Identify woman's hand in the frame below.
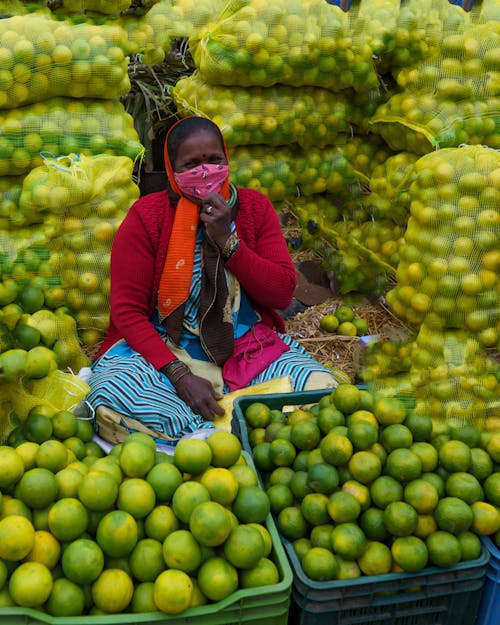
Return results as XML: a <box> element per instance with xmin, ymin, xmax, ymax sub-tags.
<box><xmin>174</xmin><ymin>372</ymin><xmax>225</xmax><ymax>421</ymax></box>
<box><xmin>199</xmin><ymin>192</ymin><xmax>232</xmax><ymax>250</ymax></box>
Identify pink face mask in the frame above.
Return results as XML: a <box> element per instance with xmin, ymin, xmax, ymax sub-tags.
<box><xmin>174</xmin><ymin>163</ymin><xmax>229</xmax><ymax>198</ymax></box>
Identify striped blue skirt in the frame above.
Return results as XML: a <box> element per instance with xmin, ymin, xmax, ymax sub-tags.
<box><xmin>86</xmin><ymin>334</ymin><xmax>336</xmax><ymax>445</ymax></box>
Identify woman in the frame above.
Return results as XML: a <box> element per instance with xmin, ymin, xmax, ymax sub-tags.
<box><xmin>87</xmin><ymin>116</ymin><xmax>336</xmax><ymax>445</ymax></box>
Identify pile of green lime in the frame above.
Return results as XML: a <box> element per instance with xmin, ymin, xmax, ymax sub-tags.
<box><xmin>243</xmin><ymin>383</ymin><xmax>500</xmax><ymax>582</ymax></box>
<box><xmin>319</xmin><ymin>305</ymin><xmax>369</xmax><ymax>337</ymax></box>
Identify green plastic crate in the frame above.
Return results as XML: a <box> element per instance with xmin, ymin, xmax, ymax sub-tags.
<box><xmin>233</xmin><ymin>390</ymin><xmax>490</xmax><ymax>625</ymax></box>
<box><xmin>0</xmin><ymin>452</ymin><xmax>292</xmax><ymax>625</ymax></box>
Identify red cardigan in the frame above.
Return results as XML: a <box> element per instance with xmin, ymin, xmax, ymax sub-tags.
<box><xmin>96</xmin><ymin>187</ymin><xmax>297</xmax><ymax>370</ymax></box>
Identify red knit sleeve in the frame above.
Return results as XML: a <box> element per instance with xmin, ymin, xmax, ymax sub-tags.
<box><xmin>226</xmin><ymin>189</ymin><xmax>297</xmax><ymax>311</ymax></box>
<box><xmin>108</xmin><ymin>197</ymin><xmax>177</xmax><ymax>370</ymax></box>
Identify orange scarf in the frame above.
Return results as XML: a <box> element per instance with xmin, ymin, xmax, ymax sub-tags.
<box><xmin>158</xmin><ymin>118</ymin><xmax>230</xmax><ymax>321</ymax></box>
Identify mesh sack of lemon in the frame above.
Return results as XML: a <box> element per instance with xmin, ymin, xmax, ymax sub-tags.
<box><xmin>0</xmin><ymin>14</ymin><xmax>130</xmax><ymax>109</ymax></box>
<box><xmin>173</xmin><ymin>71</ymin><xmax>352</xmax><ymax>149</ymax></box>
<box><xmin>371</xmin><ymin>5</ymin><xmax>500</xmax><ymax>154</ymax></box>
<box><xmin>190</xmin><ymin>0</ymin><xmax>380</xmax><ymax>92</ymax></box>
<box><xmin>0</xmin><ymin>97</ymin><xmax>143</xmax><ymax>177</ymax></box>
<box><xmin>386</xmin><ymin>145</ymin><xmax>500</xmax><ymax>332</ymax></box>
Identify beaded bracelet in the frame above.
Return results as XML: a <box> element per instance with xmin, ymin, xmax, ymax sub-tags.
<box><xmin>161</xmin><ymin>360</ymin><xmax>191</xmax><ymax>386</ymax></box>
<box><xmin>222</xmin><ymin>233</ymin><xmax>240</xmax><ymax>261</ymax></box>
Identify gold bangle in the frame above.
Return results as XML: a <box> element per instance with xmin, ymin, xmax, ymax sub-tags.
<box><xmin>222</xmin><ymin>233</ymin><xmax>240</xmax><ymax>260</ymax></box>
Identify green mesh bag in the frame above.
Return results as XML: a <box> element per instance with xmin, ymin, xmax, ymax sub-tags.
<box><xmin>0</xmin><ymin>14</ymin><xmax>130</xmax><ymax>108</ymax></box>
<box><xmin>386</xmin><ymin>145</ymin><xmax>500</xmax><ymax>336</ymax></box>
<box><xmin>0</xmin><ymin>97</ymin><xmax>144</xmax><ymax>176</ymax></box>
<box><xmin>190</xmin><ymin>0</ymin><xmax>379</xmax><ymax>92</ymax></box>
<box><xmin>173</xmin><ymin>71</ymin><xmax>352</xmax><ymax>148</ymax></box>
<box><xmin>367</xmin><ymin>151</ymin><xmax>418</xmax><ymax>223</ymax></box>
<box><xmin>392</xmin><ymin>0</ymin><xmax>470</xmax><ymax>69</ymax></box>
<box><xmin>116</xmin><ymin>12</ymin><xmax>167</xmax><ymax>64</ymax></box>
<box><xmin>54</xmin><ymin>0</ymin><xmax>131</xmax><ymax>13</ymax></box>
<box><xmin>0</xmin><ymin>176</ymin><xmax>24</xmax><ymax>231</ymax></box>
<box><xmin>145</xmin><ymin>0</ymin><xmax>227</xmax><ymax>41</ymax></box>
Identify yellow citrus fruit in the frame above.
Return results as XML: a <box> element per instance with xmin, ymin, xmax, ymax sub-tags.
<box><xmin>153</xmin><ymin>569</ymin><xmax>193</xmax><ymax>614</ymax></box>
<box><xmin>197</xmin><ymin>556</ymin><xmax>238</xmax><ymax>602</ymax></box>
<box><xmin>469</xmin><ymin>448</ymin><xmax>493</xmax><ymax>481</ymax></box>
<box><xmin>35</xmin><ymin>439</ymin><xmax>68</xmax><ymax>473</ymax></box>
<box><xmin>341</xmin><ymin>480</ymin><xmax>371</xmax><ymax>511</ymax></box>
<box><xmin>248</xmin><ymin>522</ymin><xmax>272</xmax><ymax>557</ymax></box>
<box><xmin>290</xmin><ymin>419</ymin><xmax>321</xmax><ymax>451</ymax></box>
<box><xmin>239</xmin><ymin>556</ymin><xmax>280</xmax><ymax>588</ymax></box>
<box><xmin>373</xmin><ymin>396</ymin><xmax>407</xmax><ymax>425</ymax></box>
<box><xmin>0</xmin><ymin>446</ymin><xmax>24</xmax><ymax>488</ymax></box>
<box><xmin>232</xmin><ymin>485</ymin><xmax>271</xmax><ymax>523</ymax></box>
<box><xmin>51</xmin><ymin>410</ymin><xmax>78</xmax><ymax>440</ymax></box>
<box><xmin>47</xmin><ymin>497</ymin><xmax>88</xmax><ymax>542</ymax></box>
<box><xmin>307</xmin><ymin>462</ymin><xmax>340</xmax><ymax>494</ymax></box>
<box><xmin>96</xmin><ymin>508</ymin><xmax>139</xmax><ymax>558</ymax></box>
<box><xmin>414</xmin><ymin>513</ymin><xmax>438</xmax><ymax>540</ymax></box>
<box><xmin>331</xmin><ymin>523</ymin><xmax>367</xmax><ymax>560</ymax></box>
<box><xmin>486</xmin><ymin>433</ymin><xmax>500</xmax><ymax>463</ymax></box>
<box><xmin>317</xmin><ymin>406</ymin><xmax>345</xmax><ymax>434</ymax></box>
<box><xmin>483</xmin><ymin>472</ymin><xmax>500</xmax><ymax>506</ymax></box>
<box><xmin>24</xmin><ymin>413</ymin><xmax>53</xmax><ymax>444</ymax></box>
<box><xmin>146</xmin><ymin>462</ymin><xmax>183</xmax><ymax>503</ymax></box>
<box><xmin>144</xmin><ymin>504</ymin><xmax>179</xmax><ymax>542</ymax></box>
<box><xmin>129</xmin><ymin>538</ymin><xmax>165</xmax><ymax>582</ymax></box>
<box><xmin>470</xmin><ymin>501</ymin><xmax>500</xmax><ymax>535</ymax></box>
<box><xmin>130</xmin><ymin>581</ymin><xmax>157</xmax><ymax>614</ymax></box>
<box><xmin>92</xmin><ymin>568</ymin><xmax>134</xmax><ymax>614</ymax></box>
<box><xmin>380</xmin><ymin>424</ymin><xmax>413</xmax><ymax>451</ymax></box>
<box><xmin>23</xmin><ymin>529</ymin><xmax>60</xmax><ymax>569</ymax></box>
<box><xmin>458</xmin><ymin>530</ymin><xmax>482</xmax><ymax>561</ymax></box>
<box><xmin>383</xmin><ymin>501</ymin><xmax>418</xmax><ymax>537</ymax></box>
<box><xmin>45</xmin><ymin>577</ymin><xmax>85</xmax><ymax>617</ymax></box>
<box><xmin>75</xmin><ymin>418</ymin><xmax>95</xmax><ymax>442</ymax></box>
<box><xmin>206</xmin><ymin>430</ymin><xmax>242</xmax><ymax>467</ymax></box>
<box><xmin>348</xmin><ymin>451</ymin><xmax>382</xmax><ymax>484</ymax></box>
<box><xmin>445</xmin><ymin>472</ymin><xmax>483</xmax><ymax>504</ymax></box>
<box><xmin>335</xmin><ymin>305</ymin><xmax>355</xmax><ymax>323</ymax></box>
<box><xmin>61</xmin><ymin>537</ymin><xmax>104</xmax><ymax>584</ymax></box>
<box><xmin>90</xmin><ymin>456</ymin><xmax>123</xmax><ymax>484</ymax></box>
<box><xmin>78</xmin><ymin>470</ymin><xmax>118</xmax><ymax>511</ymax></box>
<box><xmin>327</xmin><ymin>490</ymin><xmax>361</xmax><ymax>523</ymax></box>
<box><xmin>348</xmin><ymin>420</ymin><xmax>378</xmax><ymax>450</ymax></box>
<box><xmin>172</xmin><ymin>480</ymin><xmax>210</xmax><ymax>524</ymax></box>
<box><xmin>55</xmin><ymin>466</ymin><xmax>84</xmax><ymax>499</ymax></box>
<box><xmin>346</xmin><ymin>410</ymin><xmax>378</xmax><ymax>428</ymax></box>
<box><xmin>15</xmin><ymin>467</ymin><xmax>58</xmax><ymax>509</ymax></box>
<box><xmin>64</xmin><ymin>437</ymin><xmax>87</xmax><ymax>461</ymax></box>
<box><xmin>320</xmin><ymin>314</ymin><xmax>339</xmax><ymax>333</ymax></box>
<box><xmin>301</xmin><ymin>492</ymin><xmax>330</xmax><ymax>526</ymax></box>
<box><xmin>320</xmin><ymin>431</ymin><xmax>353</xmax><ymax>465</ymax></box>
<box><xmin>174</xmin><ymin>438</ymin><xmax>212</xmax><ymax>475</ymax></box>
<box><xmin>331</xmin><ymin>384</ymin><xmax>362</xmax><ymax>414</ymax></box>
<box><xmin>163</xmin><ymin>529</ymin><xmax>202</xmax><ymax>573</ymax></box>
<box><xmin>337</xmin><ymin>321</ymin><xmax>357</xmax><ymax>336</ymax></box>
<box><xmin>391</xmin><ymin>535</ymin><xmax>428</xmax><ymax>572</ymax></box>
<box><xmin>117</xmin><ymin>477</ymin><xmax>156</xmax><ymax>519</ymax></box>
<box><xmin>404</xmin><ymin>478</ymin><xmax>439</xmax><ymax>514</ymax></box>
<box><xmin>426</xmin><ymin>530</ymin><xmax>461</xmax><ymax>567</ymax></box>
<box><xmin>435</xmin><ymin>497</ymin><xmax>473</xmax><ymax>535</ymax></box>
<box><xmin>385</xmin><ymin>448</ymin><xmax>422</xmax><ymax>482</ymax></box>
<box><xmin>439</xmin><ymin>440</ymin><xmax>472</xmax><ymax>472</ymax></box>
<box><xmin>200</xmin><ymin>467</ymin><xmax>239</xmax><ymax>505</ymax></box>
<box><xmin>119</xmin><ymin>441</ymin><xmax>155</xmax><ymax>478</ymax></box>
<box><xmin>269</xmin><ymin>438</ymin><xmax>297</xmax><ymax>467</ymax></box>
<box><xmin>0</xmin><ymin>496</ymin><xmax>31</xmax><ymax>520</ymax></box>
<box><xmin>244</xmin><ymin>402</ymin><xmax>272</xmax><ymax>428</ymax></box>
<box><xmin>229</xmin><ymin>464</ymin><xmax>259</xmax><ymax>486</ymax></box>
<box><xmin>0</xmin><ymin>515</ymin><xmax>35</xmax><ymax>560</ymax></box>
<box><xmin>189</xmin><ymin>501</ymin><xmax>232</xmax><ymax>547</ymax></box>
<box><xmin>421</xmin><ymin>472</ymin><xmax>445</xmax><ymax>498</ymax></box>
<box><xmin>357</xmin><ymin>540</ymin><xmax>392</xmax><ymax>576</ymax></box>
<box><xmin>9</xmin><ymin>561</ymin><xmax>53</xmax><ymax>607</ymax></box>
<box><xmin>223</xmin><ymin>523</ymin><xmax>266</xmax><ymax>569</ymax></box>
<box><xmin>123</xmin><ymin>432</ymin><xmax>157</xmax><ymax>451</ymax></box>
<box><xmin>301</xmin><ymin>546</ymin><xmax>337</xmax><ymax>581</ymax></box>
<box><xmin>410</xmin><ymin>442</ymin><xmax>438</xmax><ymax>472</ymax></box>
<box><xmin>15</xmin><ymin>441</ymin><xmax>39</xmax><ymax>470</ymax></box>
<box><xmin>359</xmin><ymin>507</ymin><xmax>390</xmax><ymax>542</ymax></box>
<box><xmin>278</xmin><ymin>506</ymin><xmax>309</xmax><ymax>541</ymax></box>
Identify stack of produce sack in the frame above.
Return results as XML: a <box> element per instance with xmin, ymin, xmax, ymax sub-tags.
<box><xmin>360</xmin><ymin>144</ymin><xmax>500</xmax><ymax>427</ymax></box>
<box><xmin>0</xmin><ymin>9</ymin><xmax>144</xmax><ymax>351</ymax></box>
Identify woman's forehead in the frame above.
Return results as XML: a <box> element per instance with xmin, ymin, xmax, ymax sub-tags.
<box><xmin>178</xmin><ymin>129</ymin><xmax>224</xmax><ymax>152</ymax></box>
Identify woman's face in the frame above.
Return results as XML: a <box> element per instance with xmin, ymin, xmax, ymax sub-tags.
<box><xmin>173</xmin><ymin>129</ymin><xmax>227</xmax><ymax>173</ymax></box>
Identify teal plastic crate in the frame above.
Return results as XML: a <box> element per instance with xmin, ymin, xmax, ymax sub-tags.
<box><xmin>232</xmin><ymin>388</ymin><xmax>333</xmax><ymax>452</ymax></box>
<box><xmin>476</xmin><ymin>536</ymin><xmax>500</xmax><ymax>625</ymax></box>
<box><xmin>286</xmin><ymin>540</ymin><xmax>489</xmax><ymax>625</ymax></box>
<box><xmin>0</xmin><ymin>453</ymin><xmax>292</xmax><ymax>625</ymax></box>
